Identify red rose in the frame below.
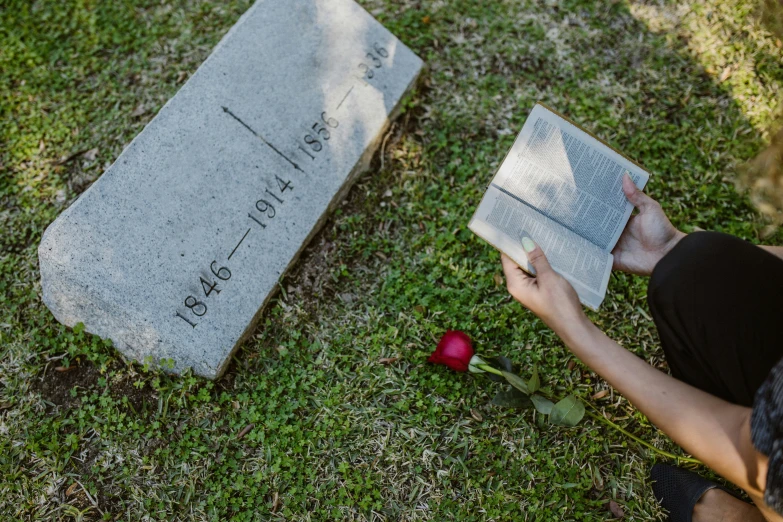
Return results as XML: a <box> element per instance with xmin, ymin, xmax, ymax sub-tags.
<box><xmin>428</xmin><ymin>330</ymin><xmax>474</xmax><ymax>372</ymax></box>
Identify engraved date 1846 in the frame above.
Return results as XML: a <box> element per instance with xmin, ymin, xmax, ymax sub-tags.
<box><xmin>174</xmin><ymin>175</ymin><xmax>293</xmax><ymax>328</ymax></box>
<box><xmin>176</xmin><ymin>40</ymin><xmax>392</xmax><ymax>329</ymax></box>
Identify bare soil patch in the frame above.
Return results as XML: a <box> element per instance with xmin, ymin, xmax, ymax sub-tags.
<box><xmin>35</xmin><ymin>362</ymin><xmax>100</xmax><ymax>409</ymax></box>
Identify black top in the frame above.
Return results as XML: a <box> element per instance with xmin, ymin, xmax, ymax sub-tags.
<box><xmin>752</xmin><ymin>359</ymin><xmax>783</xmax><ymax>514</ymax></box>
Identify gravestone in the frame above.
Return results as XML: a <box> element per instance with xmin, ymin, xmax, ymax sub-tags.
<box><xmin>38</xmin><ymin>0</ymin><xmax>423</xmax><ymax>379</ymax></box>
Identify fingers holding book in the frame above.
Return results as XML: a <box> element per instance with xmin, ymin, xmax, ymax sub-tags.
<box><xmin>612</xmin><ymin>174</ymin><xmax>686</xmax><ymax>276</ymax></box>
<box><xmin>469</xmin><ymin>104</ymin><xmax>651</xmax><ymax>310</ymax></box>
<box><xmin>501</xmin><ymin>240</ymin><xmax>588</xmax><ymax>339</ymax></box>
<box><xmin>622</xmin><ymin>172</ymin><xmax>658</xmax><ymax>211</ymax></box>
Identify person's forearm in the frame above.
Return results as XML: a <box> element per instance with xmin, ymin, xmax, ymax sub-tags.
<box><xmin>760</xmin><ymin>245</ymin><xmax>783</xmax><ymax>261</ymax></box>
<box><xmin>559</xmin><ymin>320</ymin><xmax>767</xmax><ymax>497</ymax></box>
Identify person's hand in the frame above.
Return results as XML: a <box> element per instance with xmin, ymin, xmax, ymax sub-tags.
<box><xmin>501</xmin><ymin>240</ymin><xmax>588</xmax><ymax>341</ymax></box>
<box><xmin>612</xmin><ymin>174</ymin><xmax>686</xmax><ymax>276</ymax></box>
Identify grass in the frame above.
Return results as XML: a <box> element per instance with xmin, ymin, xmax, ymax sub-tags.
<box><xmin>1</xmin><ymin>0</ymin><xmax>782</xmax><ymax>520</ymax></box>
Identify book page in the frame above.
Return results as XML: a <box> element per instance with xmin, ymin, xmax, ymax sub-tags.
<box><xmin>469</xmin><ymin>184</ymin><xmax>612</xmax><ymax>310</ymax></box>
<box><xmin>492</xmin><ymin>103</ymin><xmax>649</xmax><ymax>252</ymax></box>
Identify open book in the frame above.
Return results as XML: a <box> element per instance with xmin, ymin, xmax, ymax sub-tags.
<box><xmin>469</xmin><ymin>103</ymin><xmax>650</xmax><ymax>310</ymax></box>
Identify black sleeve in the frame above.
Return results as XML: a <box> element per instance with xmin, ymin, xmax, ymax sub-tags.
<box><xmin>751</xmin><ymin>356</ymin><xmax>783</xmax><ymax>515</ymax></box>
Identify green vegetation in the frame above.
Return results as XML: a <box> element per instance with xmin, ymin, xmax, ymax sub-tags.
<box><xmin>1</xmin><ymin>0</ymin><xmax>782</xmax><ymax>520</ymax></box>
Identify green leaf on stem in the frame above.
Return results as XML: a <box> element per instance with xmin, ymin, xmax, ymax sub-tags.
<box><xmin>501</xmin><ymin>371</ymin><xmax>529</xmax><ymax>394</ymax></box>
<box><xmin>492</xmin><ymin>388</ymin><xmax>532</xmax><ymax>409</ymax></box>
<box><xmin>550</xmin><ymin>395</ymin><xmax>585</xmax><ymax>426</ymax></box>
<box><xmin>527</xmin><ymin>365</ymin><xmax>540</xmax><ymax>393</ymax></box>
<box><xmin>531</xmin><ymin>394</ymin><xmax>554</xmax><ymax>415</ymax></box>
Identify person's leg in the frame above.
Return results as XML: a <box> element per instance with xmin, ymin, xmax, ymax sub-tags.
<box><xmin>648</xmin><ymin>232</ymin><xmax>783</xmax><ymax>521</ymax></box>
<box><xmin>648</xmin><ymin>231</ymin><xmax>783</xmax><ymax>407</ymax></box>
<box><xmin>692</xmin><ymin>489</ymin><xmax>766</xmax><ymax>522</ymax></box>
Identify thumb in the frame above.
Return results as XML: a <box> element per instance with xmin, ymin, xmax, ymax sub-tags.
<box><xmin>622</xmin><ymin>173</ymin><xmax>655</xmax><ymax>211</ymax></box>
<box><xmin>522</xmin><ymin>237</ymin><xmax>553</xmax><ymax>277</ymax></box>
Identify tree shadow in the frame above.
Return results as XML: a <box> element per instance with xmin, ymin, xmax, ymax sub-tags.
<box><xmin>757</xmin><ymin>0</ymin><xmax>783</xmax><ymax>40</ymax></box>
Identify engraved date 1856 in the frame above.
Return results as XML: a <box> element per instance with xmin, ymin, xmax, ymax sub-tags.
<box><xmin>297</xmin><ymin>111</ymin><xmax>339</xmax><ymax>160</ymax></box>
<box><xmin>175</xmin><ymin>40</ymin><xmax>392</xmax><ymax>329</ymax></box>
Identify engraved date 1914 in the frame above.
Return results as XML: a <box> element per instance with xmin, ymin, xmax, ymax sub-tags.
<box><xmin>175</xmin><ymin>40</ymin><xmax>392</xmax><ymax>329</ymax></box>
<box><xmin>174</xmin><ymin>175</ymin><xmax>293</xmax><ymax>328</ymax></box>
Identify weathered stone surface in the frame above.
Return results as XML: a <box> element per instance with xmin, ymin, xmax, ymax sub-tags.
<box><xmin>38</xmin><ymin>0</ymin><xmax>423</xmax><ymax>379</ymax></box>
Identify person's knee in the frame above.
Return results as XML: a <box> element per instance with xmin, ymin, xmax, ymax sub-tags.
<box><xmin>648</xmin><ymin>232</ymin><xmax>734</xmax><ymax>314</ymax></box>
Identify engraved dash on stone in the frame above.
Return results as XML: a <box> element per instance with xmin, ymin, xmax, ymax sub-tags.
<box><xmin>336</xmin><ymin>85</ymin><xmax>354</xmax><ymax>110</ymax></box>
<box><xmin>228</xmin><ymin>228</ymin><xmax>251</xmax><ymax>260</ymax></box>
<box><xmin>221</xmin><ymin>106</ymin><xmax>305</xmax><ymax>174</ymax></box>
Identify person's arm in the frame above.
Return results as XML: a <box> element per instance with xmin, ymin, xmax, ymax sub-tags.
<box><xmin>501</xmin><ymin>247</ymin><xmax>770</xmax><ymax>502</ymax></box>
<box><xmin>760</xmin><ymin>246</ymin><xmax>783</xmax><ymax>262</ymax></box>
<box><xmin>559</xmin><ymin>309</ymin><xmax>767</xmax><ymax>498</ymax></box>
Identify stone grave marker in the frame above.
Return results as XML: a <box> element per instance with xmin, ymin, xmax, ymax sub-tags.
<box><xmin>38</xmin><ymin>0</ymin><xmax>423</xmax><ymax>379</ymax></box>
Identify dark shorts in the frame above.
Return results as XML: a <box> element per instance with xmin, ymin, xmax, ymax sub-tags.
<box><xmin>648</xmin><ymin>232</ymin><xmax>783</xmax><ymax>407</ymax></box>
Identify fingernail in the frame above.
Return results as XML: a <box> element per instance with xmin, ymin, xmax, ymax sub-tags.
<box><xmin>522</xmin><ymin>236</ymin><xmax>536</xmax><ymax>253</ymax></box>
